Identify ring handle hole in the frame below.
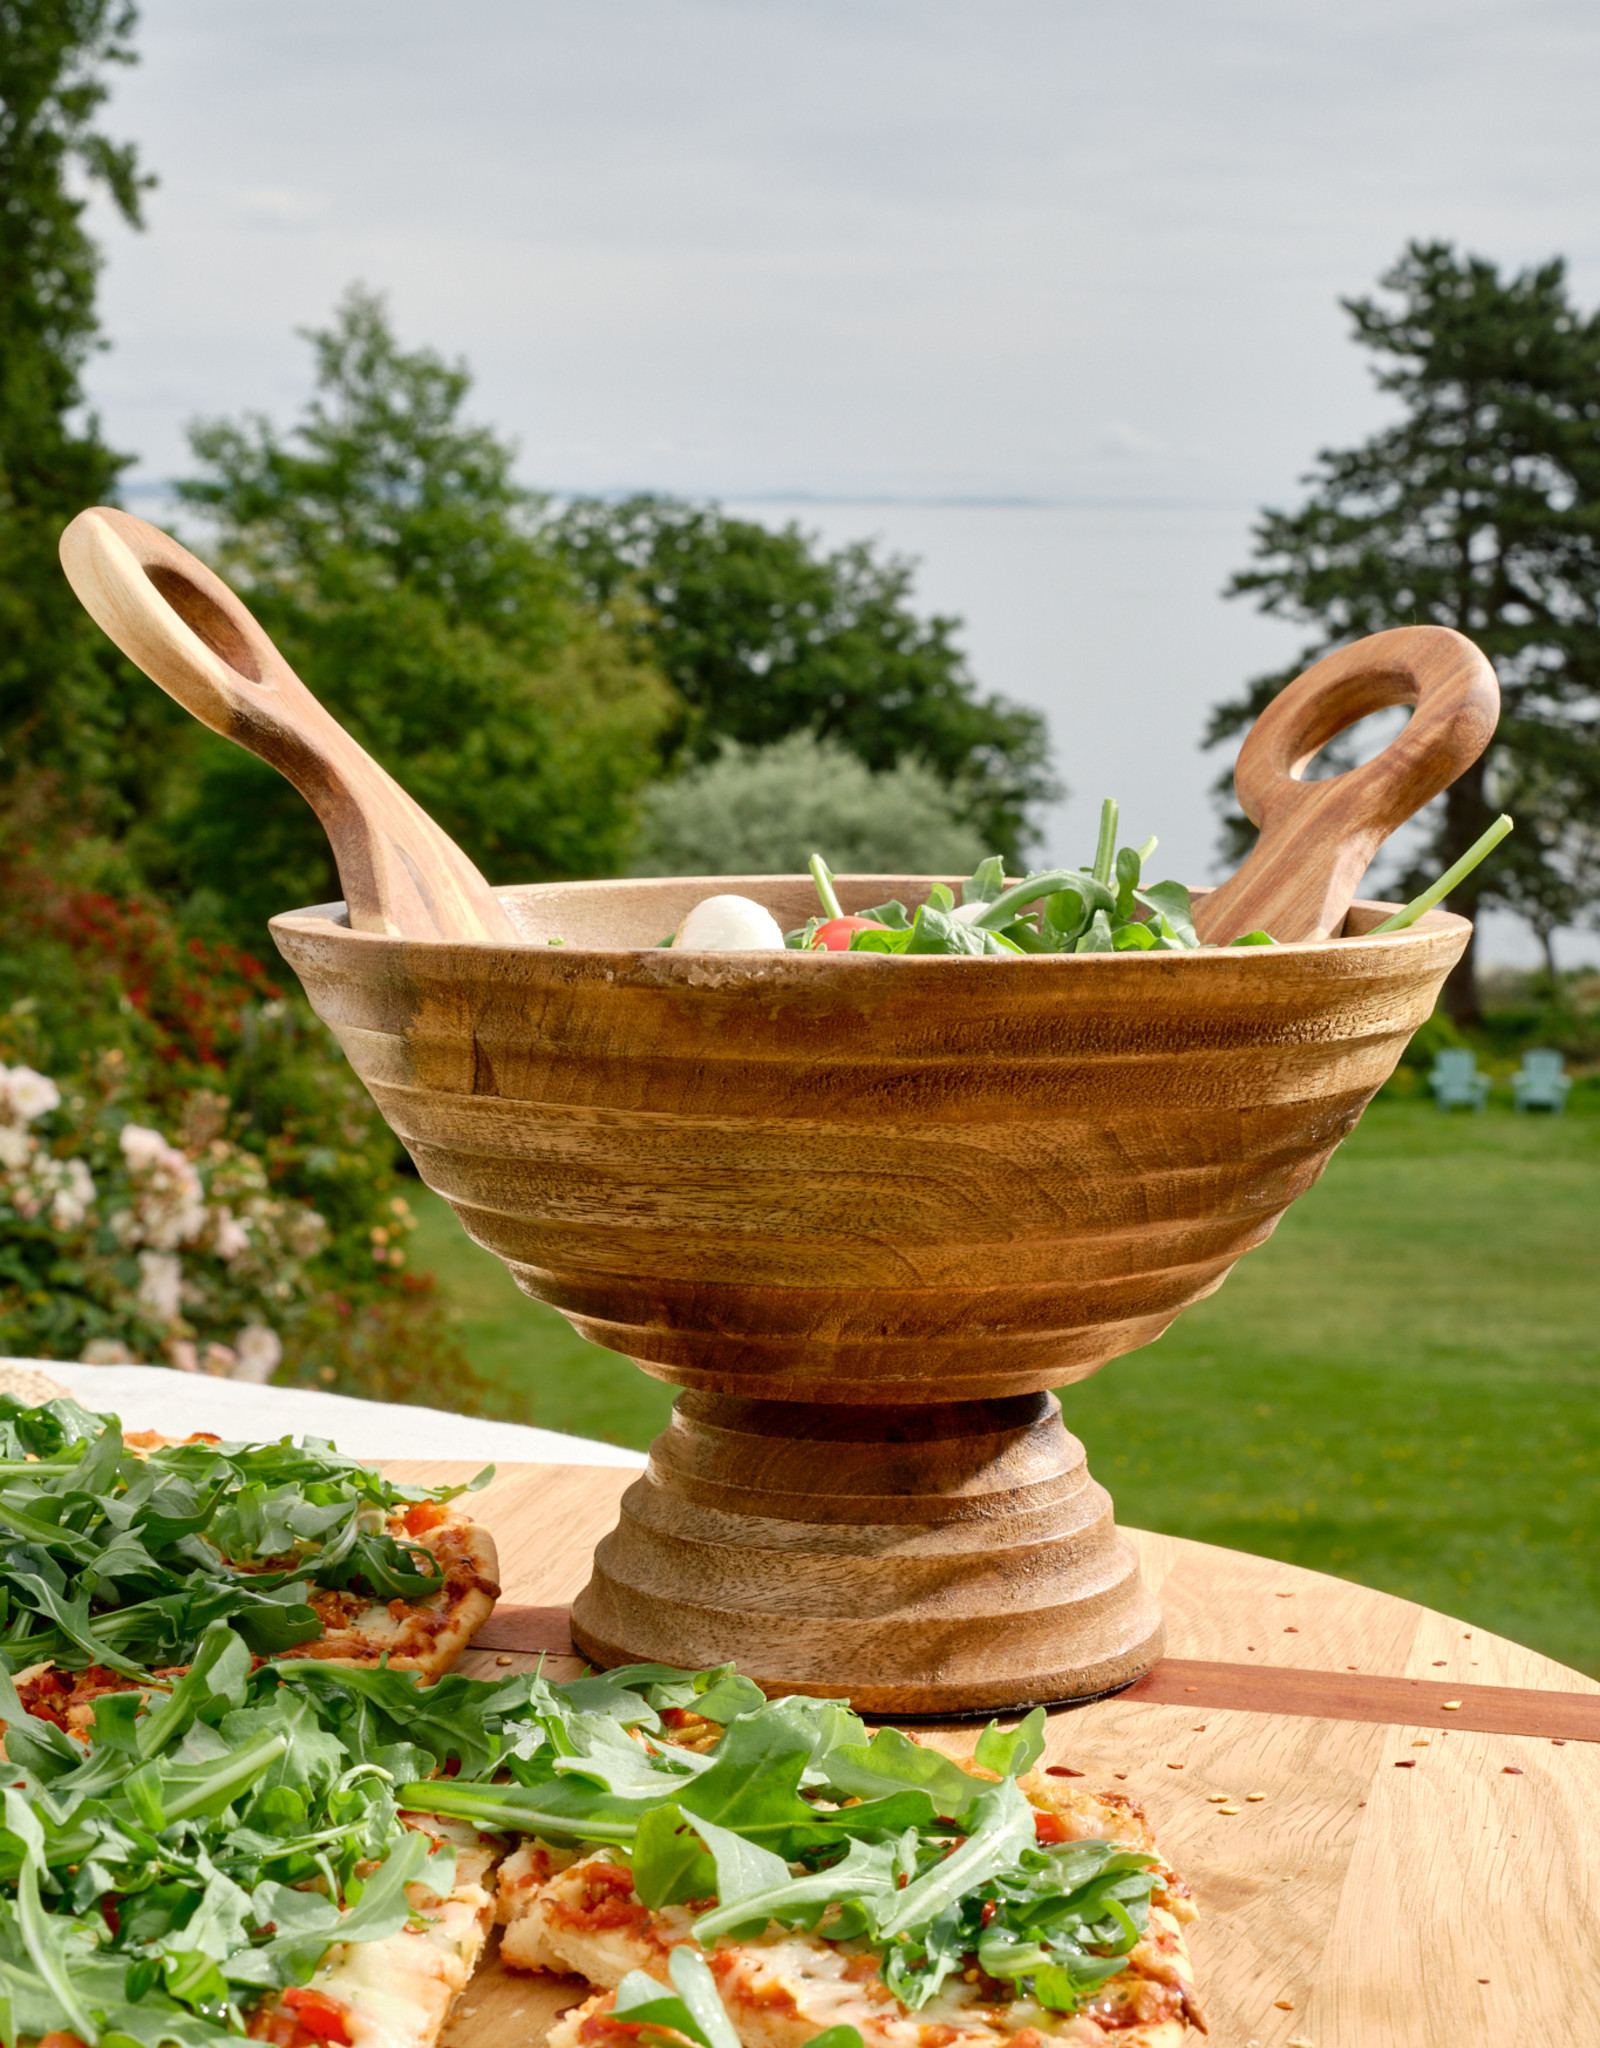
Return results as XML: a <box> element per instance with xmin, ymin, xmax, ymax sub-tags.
<box><xmin>1292</xmin><ymin>703</ymin><xmax>1413</xmax><ymax>783</ymax></box>
<box><xmin>145</xmin><ymin>565</ymin><xmax>263</xmax><ymax>684</ymax></box>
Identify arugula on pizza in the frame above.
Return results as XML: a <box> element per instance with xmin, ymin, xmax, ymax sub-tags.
<box><xmin>0</xmin><ymin>1394</ymin><xmax>497</xmax><ymax>1687</ymax></box>
<box><xmin>0</xmin><ymin>1399</ymin><xmax>1202</xmax><ymax>2048</ymax></box>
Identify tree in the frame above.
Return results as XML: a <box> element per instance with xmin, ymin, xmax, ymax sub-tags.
<box><xmin>553</xmin><ymin>496</ymin><xmax>1057</xmax><ymax>867</ymax></box>
<box><xmin>162</xmin><ymin>290</ymin><xmax>674</xmax><ymax>943</ymax></box>
<box><xmin>0</xmin><ymin>0</ymin><xmax>156</xmax><ymax>819</ymax></box>
<box><xmin>629</xmin><ymin>731</ymin><xmax>990</xmax><ymax>878</ymax></box>
<box><xmin>1209</xmin><ymin>241</ymin><xmax>1600</xmax><ymax>1022</ymax></box>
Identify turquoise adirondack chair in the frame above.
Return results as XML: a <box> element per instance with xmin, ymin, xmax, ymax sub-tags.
<box><xmin>1429</xmin><ymin>1046</ymin><xmax>1490</xmax><ymax>1112</ymax></box>
<box><xmin>1512</xmin><ymin>1048</ymin><xmax>1571</xmax><ymax>1115</ymax></box>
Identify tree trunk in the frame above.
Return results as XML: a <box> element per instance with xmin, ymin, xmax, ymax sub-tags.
<box><xmin>1442</xmin><ymin>927</ymin><xmax>1482</xmax><ymax>1027</ymax></box>
<box><xmin>1438</xmin><ymin>757</ymin><xmax>1493</xmax><ymax>1029</ymax></box>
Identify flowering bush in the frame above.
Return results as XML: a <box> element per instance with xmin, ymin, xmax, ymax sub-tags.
<box><xmin>0</xmin><ymin>843</ymin><xmax>485</xmax><ymax>1407</ymax></box>
<box><xmin>1</xmin><ymin>1060</ymin><xmax>347</xmax><ymax>1378</ymax></box>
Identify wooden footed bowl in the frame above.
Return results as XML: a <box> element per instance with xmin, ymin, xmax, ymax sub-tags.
<box><xmin>271</xmin><ymin>877</ymin><xmax>1469</xmax><ymax>1713</ymax></box>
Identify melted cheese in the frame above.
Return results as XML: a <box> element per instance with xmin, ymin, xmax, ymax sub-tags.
<box><xmin>296</xmin><ymin>1826</ymin><xmax>500</xmax><ymax>2048</ymax></box>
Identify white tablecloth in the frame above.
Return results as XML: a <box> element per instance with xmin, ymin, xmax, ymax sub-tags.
<box><xmin>2</xmin><ymin>1359</ymin><xmax>646</xmax><ymax>1468</ymax></box>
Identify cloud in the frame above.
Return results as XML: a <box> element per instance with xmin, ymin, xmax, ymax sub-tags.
<box><xmin>85</xmin><ymin>0</ymin><xmax>1600</xmax><ymax>507</ymax></box>
<box><xmin>226</xmin><ymin>186</ymin><xmax>330</xmax><ymax>230</ymax></box>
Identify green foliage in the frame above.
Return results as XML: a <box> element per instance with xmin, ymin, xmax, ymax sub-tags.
<box><xmin>555</xmin><ymin>494</ymin><xmax>1057</xmax><ymax>866</ymax></box>
<box><xmin>630</xmin><ymin>731</ymin><xmax>990</xmax><ymax>877</ymax></box>
<box><xmin>1212</xmin><ymin>241</ymin><xmax>1600</xmax><ymax>1020</ymax></box>
<box><xmin>0</xmin><ymin>0</ymin><xmax>168</xmax><ymax>819</ymax></box>
<box><xmin>158</xmin><ymin>288</ymin><xmax>675</xmax><ymax>944</ymax></box>
<box><xmin>1392</xmin><ymin>1005</ymin><xmax>1468</xmax><ymax>1075</ymax></box>
<box><xmin>1477</xmin><ymin>967</ymin><xmax>1600</xmax><ymax>1066</ymax></box>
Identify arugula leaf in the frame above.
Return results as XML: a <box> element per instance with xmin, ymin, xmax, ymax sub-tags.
<box><xmin>136</xmin><ymin>1623</ymin><xmax>252</xmax><ymax>1758</ymax></box>
<box><xmin>612</xmin><ymin>1946</ymin><xmax>742</xmax><ymax>2048</ymax></box>
<box><xmin>396</xmin><ymin>1775</ymin><xmax>642</xmax><ymax>1842</ymax></box>
<box><xmin>691</xmin><ymin>1835</ymin><xmax>903</xmax><ymax>1942</ymax></box>
<box><xmin>5</xmin><ymin>1789</ymin><xmax>96</xmax><ymax>2041</ymax></box>
<box><xmin>973</xmin><ymin>1707</ymin><xmax>1047</xmax><ymax>1778</ymax></box>
<box><xmin>872</xmin><ymin>1779</ymin><xmax>1036</xmax><ymax>1938</ymax></box>
<box><xmin>821</xmin><ymin>1726</ymin><xmax>986</xmax><ymax>1814</ymax></box>
<box><xmin>853</xmin><ymin>899</ymin><xmax>911</xmax><ymax>930</ymax></box>
<box><xmin>1136</xmin><ymin>879</ymin><xmax>1196</xmax><ymax>946</ymax></box>
<box><xmin>632</xmin><ymin>1804</ymin><xmax>718</xmax><ymax>1908</ymax></box>
<box><xmin>1074</xmin><ymin>908</ymin><xmax>1116</xmax><ymax>953</ymax></box>
<box><xmin>688</xmin><ymin>1668</ymin><xmax>767</xmax><ymax>1725</ymax></box>
<box><xmin>961</xmin><ymin>857</ymin><xmax>1008</xmax><ymax>906</ymax></box>
<box><xmin>679</xmin><ymin>1810</ymin><xmax>792</xmax><ymax>1914</ymax></box>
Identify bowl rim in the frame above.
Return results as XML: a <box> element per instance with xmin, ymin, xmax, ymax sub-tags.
<box><xmin>268</xmin><ymin>873</ymin><xmax>1469</xmax><ymax>968</ymax></box>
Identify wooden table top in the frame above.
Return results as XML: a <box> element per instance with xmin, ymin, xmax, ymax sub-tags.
<box><xmin>396</xmin><ymin>1460</ymin><xmax>1600</xmax><ymax>2048</ymax></box>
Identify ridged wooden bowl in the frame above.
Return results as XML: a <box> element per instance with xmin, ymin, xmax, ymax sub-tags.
<box><xmin>272</xmin><ymin>879</ymin><xmax>1469</xmax><ymax>1711</ymax></box>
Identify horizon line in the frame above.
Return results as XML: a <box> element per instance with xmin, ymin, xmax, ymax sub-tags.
<box><xmin>118</xmin><ymin>476</ymin><xmax>1262</xmax><ymax>515</ymax></box>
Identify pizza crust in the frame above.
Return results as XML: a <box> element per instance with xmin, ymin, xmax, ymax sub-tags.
<box><xmin>293</xmin><ymin>1514</ymin><xmax>501</xmax><ymax>1680</ymax></box>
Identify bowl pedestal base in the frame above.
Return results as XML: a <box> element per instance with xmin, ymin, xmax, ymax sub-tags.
<box><xmin>569</xmin><ymin>1390</ymin><xmax>1163</xmax><ymax>1715</ymax></box>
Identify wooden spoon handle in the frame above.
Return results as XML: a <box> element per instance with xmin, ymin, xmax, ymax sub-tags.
<box><xmin>1192</xmin><ymin>625</ymin><xmax>1499</xmax><ymax>946</ymax></box>
<box><xmin>59</xmin><ymin>508</ymin><xmax>519</xmax><ymax>944</ymax></box>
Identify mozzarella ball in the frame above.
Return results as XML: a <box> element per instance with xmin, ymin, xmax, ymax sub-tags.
<box><xmin>672</xmin><ymin>894</ymin><xmax>787</xmax><ymax>951</ymax></box>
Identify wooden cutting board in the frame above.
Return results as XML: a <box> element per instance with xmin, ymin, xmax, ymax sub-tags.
<box><xmin>390</xmin><ymin>1461</ymin><xmax>1600</xmax><ymax>2048</ymax></box>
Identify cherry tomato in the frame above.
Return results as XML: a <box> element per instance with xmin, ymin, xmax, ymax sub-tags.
<box><xmin>809</xmin><ymin>917</ymin><xmax>890</xmax><ymax>951</ymax></box>
<box><xmin>403</xmin><ymin>1499</ymin><xmax>448</xmax><ymax>1536</ymax></box>
<box><xmin>1033</xmin><ymin>1808</ymin><xmax>1072</xmax><ymax>1844</ymax></box>
<box><xmin>283</xmin><ymin>1988</ymin><xmax>354</xmax><ymax>2044</ymax></box>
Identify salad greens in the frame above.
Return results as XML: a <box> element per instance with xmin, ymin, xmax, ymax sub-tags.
<box><xmin>0</xmin><ymin>1626</ymin><xmax>456</xmax><ymax>2047</ymax></box>
<box><xmin>0</xmin><ymin>1407</ymin><xmax>1161</xmax><ymax>2046</ymax></box>
<box><xmin>792</xmin><ymin>796</ymin><xmax>1515</xmax><ymax>958</ymax></box>
<box><xmin>790</xmin><ymin>800</ymin><xmax>1271</xmax><ymax>956</ymax></box>
<box><xmin>0</xmin><ymin>1393</ymin><xmax>489</xmax><ymax>1677</ymax></box>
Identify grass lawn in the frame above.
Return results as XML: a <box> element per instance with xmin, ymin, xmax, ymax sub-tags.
<box><xmin>409</xmin><ymin>1095</ymin><xmax>1600</xmax><ymax>1676</ymax></box>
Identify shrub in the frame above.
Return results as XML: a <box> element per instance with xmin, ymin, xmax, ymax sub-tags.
<box><xmin>0</xmin><ymin>840</ymin><xmax>484</xmax><ymax>1405</ymax></box>
<box><xmin>1395</xmin><ymin>1007</ymin><xmax>1469</xmax><ymax>1073</ymax></box>
<box><xmin>0</xmin><ymin>1059</ymin><xmax>325</xmax><ymax>1374</ymax></box>
<box><xmin>629</xmin><ymin>732</ymin><xmax>991</xmax><ymax>878</ymax></box>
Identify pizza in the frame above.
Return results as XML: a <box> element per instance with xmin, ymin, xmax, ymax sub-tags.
<box><xmin>504</xmin><ymin>1766</ymin><xmax>1203</xmax><ymax>2048</ymax></box>
<box><xmin>0</xmin><ymin>1397</ymin><xmax>498</xmax><ymax>1689</ymax></box>
<box><xmin>0</xmin><ymin>1393</ymin><xmax>1203</xmax><ymax>2048</ymax></box>
<box><xmin>276</xmin><ymin>1500</ymin><xmax>500</xmax><ymax>1678</ymax></box>
<box><xmin>243</xmin><ymin>1815</ymin><xmax>506</xmax><ymax>2048</ymax></box>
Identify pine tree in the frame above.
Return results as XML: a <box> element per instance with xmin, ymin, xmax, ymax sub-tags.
<box><xmin>1210</xmin><ymin>242</ymin><xmax>1600</xmax><ymax>1021</ymax></box>
<box><xmin>0</xmin><ymin>0</ymin><xmax>152</xmax><ymax>820</ymax></box>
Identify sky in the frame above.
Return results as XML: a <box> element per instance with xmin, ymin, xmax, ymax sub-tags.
<box><xmin>81</xmin><ymin>0</ymin><xmax>1600</xmax><ymax>953</ymax></box>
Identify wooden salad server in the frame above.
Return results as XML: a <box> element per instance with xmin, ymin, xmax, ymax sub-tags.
<box><xmin>58</xmin><ymin>507</ymin><xmax>520</xmax><ymax>945</ymax></box>
<box><xmin>1193</xmin><ymin>624</ymin><xmax>1500</xmax><ymax>946</ymax></box>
